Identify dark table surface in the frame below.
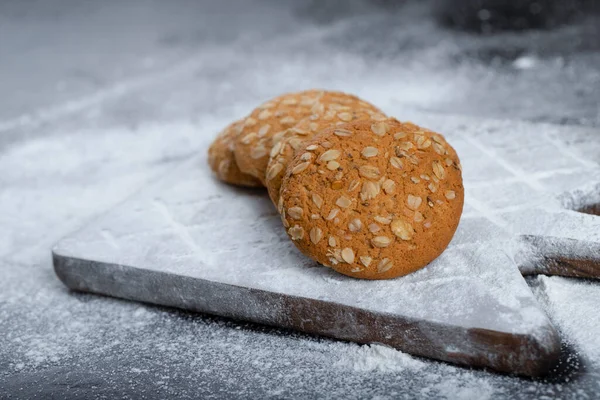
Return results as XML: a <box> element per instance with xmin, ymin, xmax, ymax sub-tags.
<box><xmin>1</xmin><ymin>1</ymin><xmax>599</xmax><ymax>399</ymax></box>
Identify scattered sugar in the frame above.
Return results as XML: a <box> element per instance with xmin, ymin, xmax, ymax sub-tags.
<box><xmin>333</xmin><ymin>344</ymin><xmax>426</xmax><ymax>373</ymax></box>
<box><xmin>429</xmin><ymin>375</ymin><xmax>496</xmax><ymax>400</ymax></box>
<box><xmin>2</xmin><ymin>98</ymin><xmax>594</xmax><ymax>397</ymax></box>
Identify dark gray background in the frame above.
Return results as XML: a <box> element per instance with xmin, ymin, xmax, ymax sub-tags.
<box><xmin>0</xmin><ymin>0</ymin><xmax>599</xmax><ymax>398</ymax></box>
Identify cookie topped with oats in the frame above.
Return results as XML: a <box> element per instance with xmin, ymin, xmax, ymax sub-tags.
<box><xmin>266</xmin><ymin>107</ymin><xmax>386</xmax><ymax>205</ymax></box>
<box><xmin>233</xmin><ymin>90</ymin><xmax>381</xmax><ymax>184</ymax></box>
<box><xmin>278</xmin><ymin>118</ymin><xmax>464</xmax><ymax>280</ymax></box>
<box><xmin>208</xmin><ymin>120</ymin><xmax>263</xmax><ymax>187</ymax></box>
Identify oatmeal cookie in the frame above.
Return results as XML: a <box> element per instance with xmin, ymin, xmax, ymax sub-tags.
<box><xmin>234</xmin><ymin>90</ymin><xmax>381</xmax><ymax>184</ymax></box>
<box><xmin>279</xmin><ymin>118</ymin><xmax>464</xmax><ymax>280</ymax></box>
<box><xmin>266</xmin><ymin>108</ymin><xmax>386</xmax><ymax>205</ymax></box>
<box><xmin>208</xmin><ymin>120</ymin><xmax>263</xmax><ymax>187</ymax></box>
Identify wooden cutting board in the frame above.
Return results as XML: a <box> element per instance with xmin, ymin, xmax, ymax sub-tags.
<box><xmin>53</xmin><ymin>113</ymin><xmax>600</xmax><ymax>377</ymax></box>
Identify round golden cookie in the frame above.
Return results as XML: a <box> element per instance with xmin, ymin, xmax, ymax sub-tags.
<box><xmin>278</xmin><ymin>119</ymin><xmax>464</xmax><ymax>280</ymax></box>
<box><xmin>234</xmin><ymin>90</ymin><xmax>381</xmax><ymax>184</ymax></box>
<box><xmin>266</xmin><ymin>108</ymin><xmax>387</xmax><ymax>205</ymax></box>
<box><xmin>208</xmin><ymin>120</ymin><xmax>263</xmax><ymax>187</ymax></box>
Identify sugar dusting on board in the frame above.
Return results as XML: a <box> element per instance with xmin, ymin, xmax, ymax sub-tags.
<box><xmin>52</xmin><ymin>108</ymin><xmax>600</xmax><ymax>364</ymax></box>
<box><xmin>535</xmin><ymin>276</ymin><xmax>600</xmax><ymax>366</ymax></box>
<box><xmin>53</xmin><ymin>154</ymin><xmax>557</xmax><ymax>347</ymax></box>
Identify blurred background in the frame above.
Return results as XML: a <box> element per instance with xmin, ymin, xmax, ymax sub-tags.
<box><xmin>1</xmin><ymin>0</ymin><xmax>599</xmax><ymax>139</ymax></box>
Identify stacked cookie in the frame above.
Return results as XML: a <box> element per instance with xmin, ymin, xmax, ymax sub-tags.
<box><xmin>208</xmin><ymin>90</ymin><xmax>464</xmax><ymax>280</ymax></box>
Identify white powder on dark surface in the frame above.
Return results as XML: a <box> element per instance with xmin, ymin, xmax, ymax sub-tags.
<box><xmin>3</xmin><ymin>117</ymin><xmax>598</xmax><ymax>396</ymax></box>
<box><xmin>1</xmin><ymin>116</ymin><xmax>597</xmax><ymax>399</ymax></box>
<box><xmin>333</xmin><ymin>344</ymin><xmax>426</xmax><ymax>373</ymax></box>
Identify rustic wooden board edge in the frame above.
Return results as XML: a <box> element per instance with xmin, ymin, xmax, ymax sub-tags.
<box><xmin>52</xmin><ymin>250</ymin><xmax>561</xmax><ymax>377</ymax></box>
<box><xmin>520</xmin><ymin>235</ymin><xmax>600</xmax><ymax>279</ymax></box>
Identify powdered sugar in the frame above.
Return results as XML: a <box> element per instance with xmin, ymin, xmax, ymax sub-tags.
<box><xmin>52</xmin><ymin>109</ymin><xmax>600</xmax><ymax>377</ymax></box>
<box><xmin>1</xmin><ymin>100</ymin><xmax>598</xmax><ymax>400</ymax></box>
<box><xmin>53</xmin><ymin>153</ymin><xmax>555</xmax><ymax>338</ymax></box>
<box><xmin>428</xmin><ymin>377</ymin><xmax>496</xmax><ymax>400</ymax></box>
<box><xmin>333</xmin><ymin>344</ymin><xmax>426</xmax><ymax>373</ymax></box>
<box><xmin>535</xmin><ymin>276</ymin><xmax>600</xmax><ymax>367</ymax></box>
